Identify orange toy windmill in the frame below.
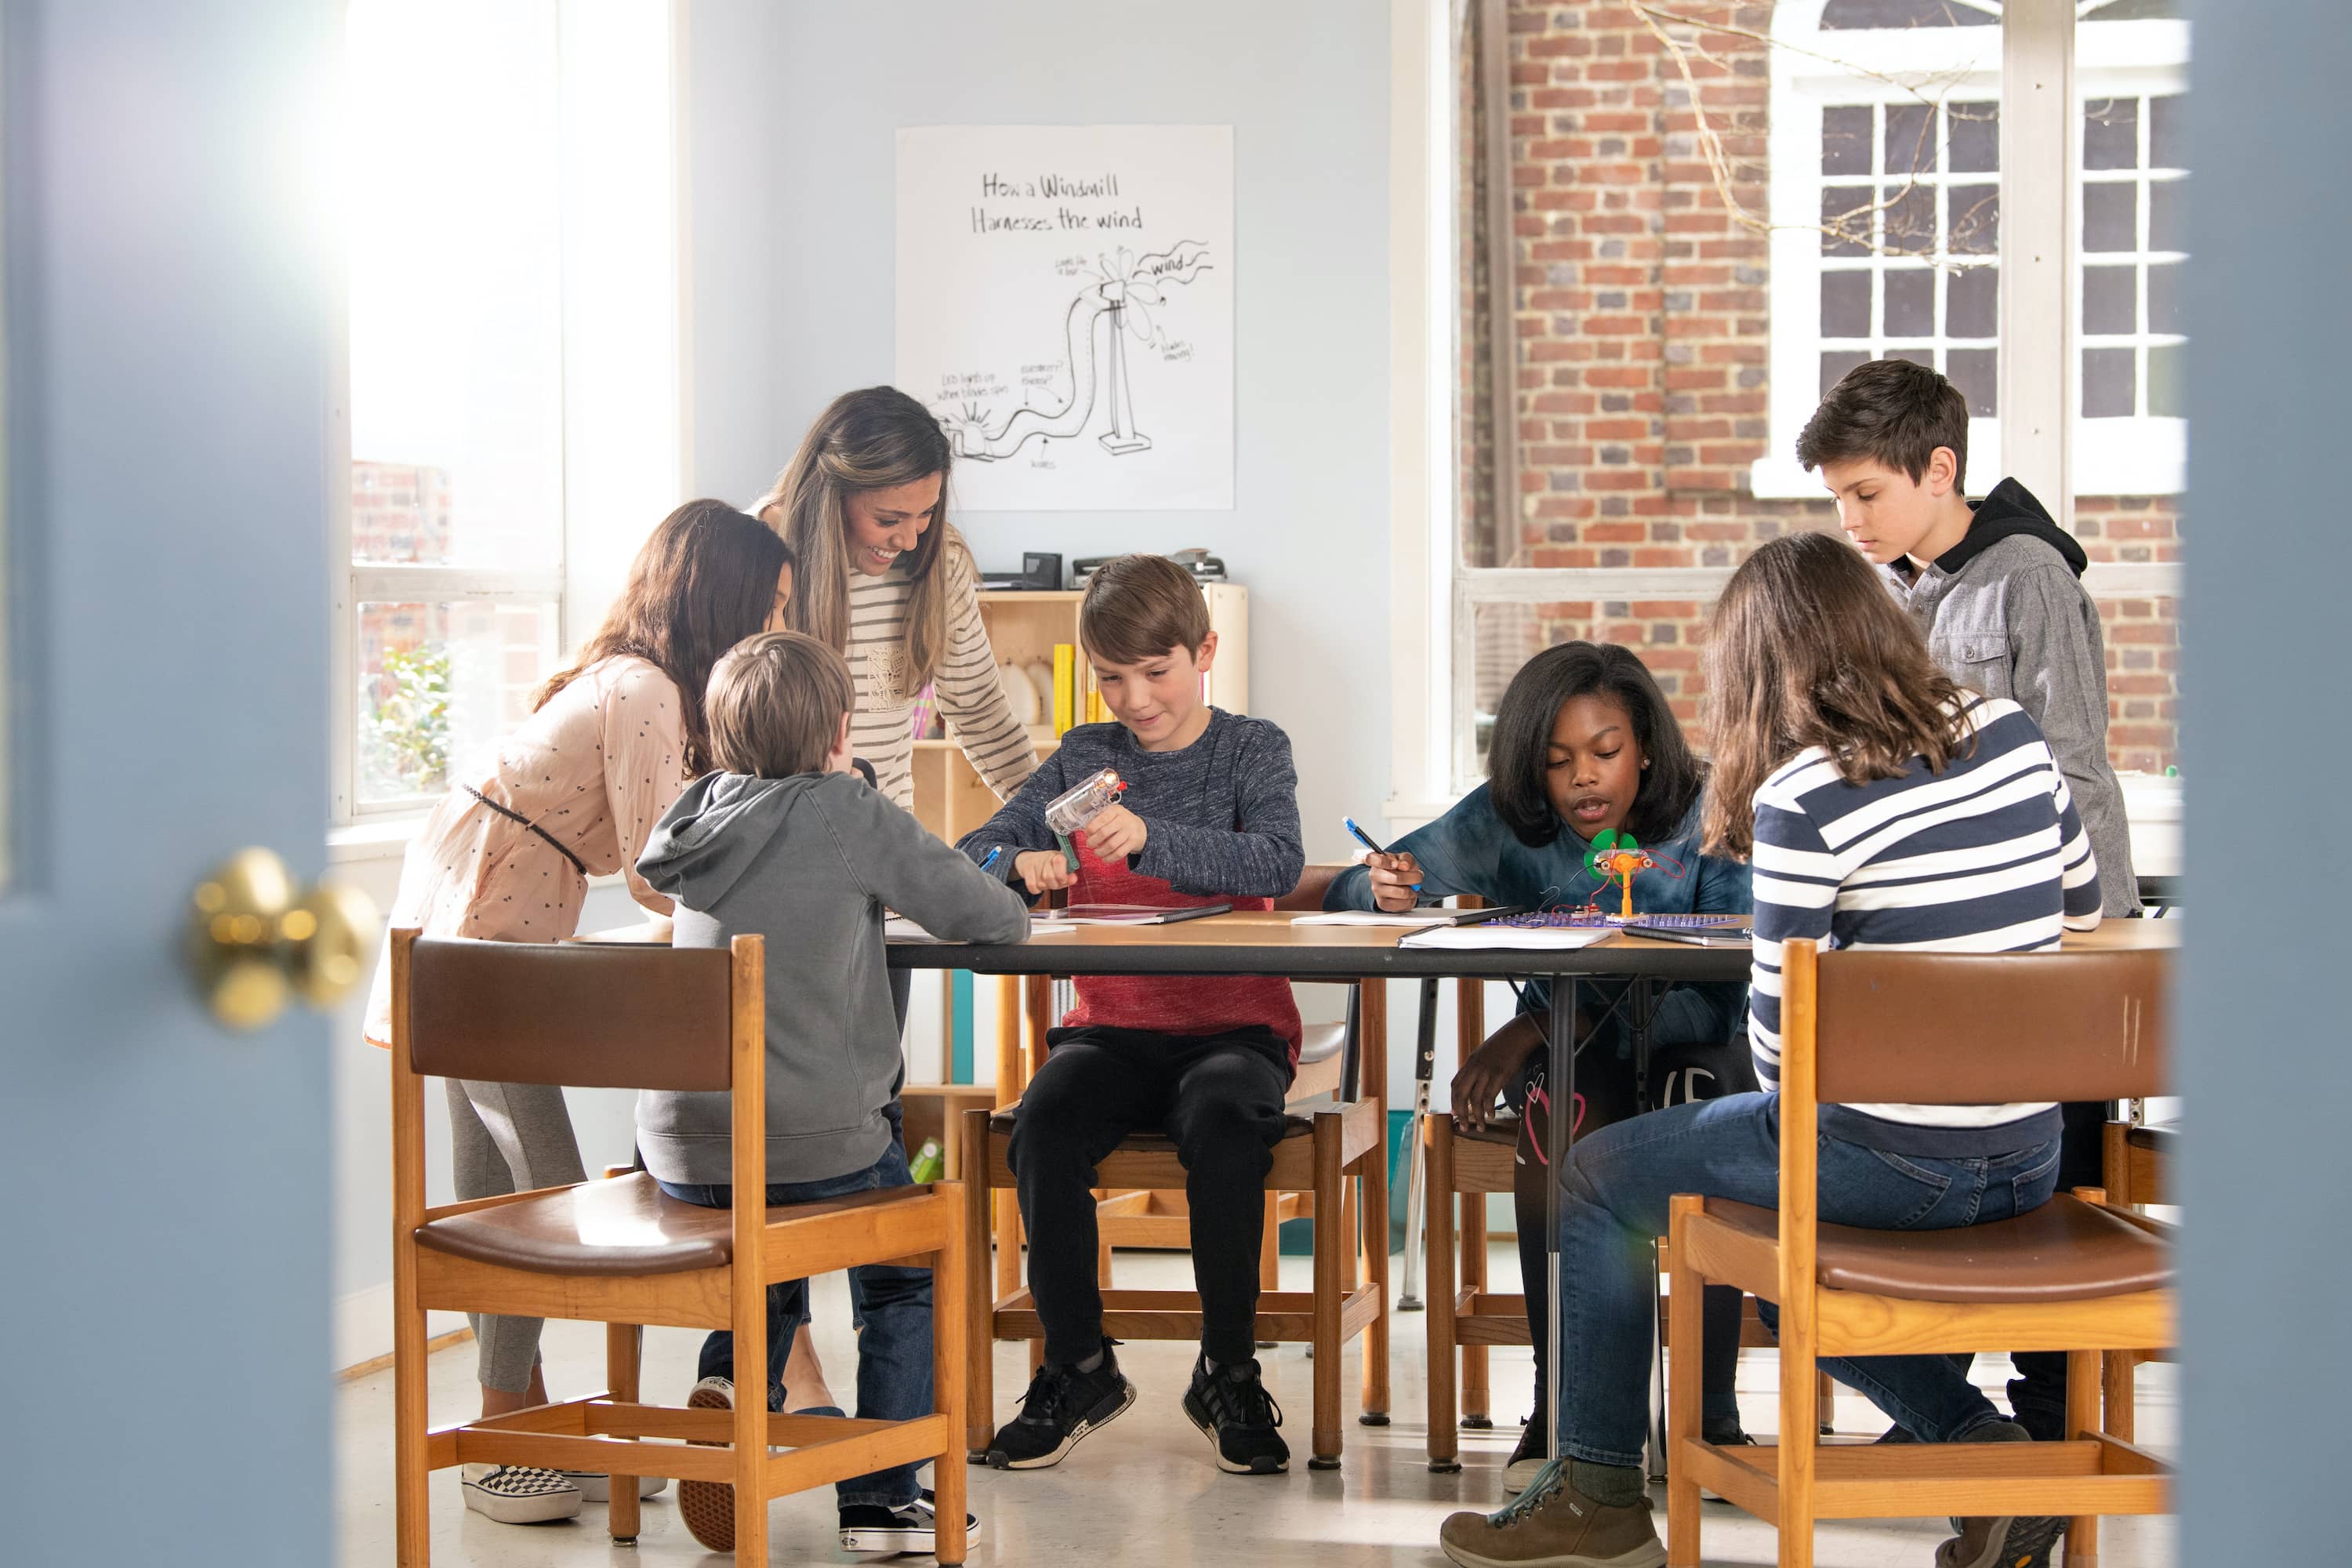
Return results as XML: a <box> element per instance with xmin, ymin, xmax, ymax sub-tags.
<box><xmin>1582</xmin><ymin>829</ymin><xmax>1656</xmax><ymax>919</ymax></box>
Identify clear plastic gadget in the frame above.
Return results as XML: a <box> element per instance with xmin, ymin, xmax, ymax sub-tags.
<box><xmin>1044</xmin><ymin>768</ymin><xmax>1126</xmax><ymax>868</ymax></box>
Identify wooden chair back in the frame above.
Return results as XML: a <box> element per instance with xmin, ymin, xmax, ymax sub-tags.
<box><xmin>404</xmin><ymin>933</ymin><xmax>742</xmax><ymax>1091</ymax></box>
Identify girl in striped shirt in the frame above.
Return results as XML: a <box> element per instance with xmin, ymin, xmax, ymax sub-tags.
<box><xmin>1439</xmin><ymin>533</ymin><xmax>2098</xmax><ymax>1568</ymax></box>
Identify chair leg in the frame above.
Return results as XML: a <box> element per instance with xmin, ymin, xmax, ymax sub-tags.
<box><xmin>2104</xmin><ymin>1348</ymin><xmax>2138</xmax><ymax>1443</ymax></box>
<box><xmin>1360</xmin><ymin>1110</ymin><xmax>1392</xmax><ymax>1425</ymax></box>
<box><xmin>1309</xmin><ymin>1115</ymin><xmax>1345</xmax><ymax>1469</ymax></box>
<box><xmin>733</xmin><ymin>1290</ymin><xmax>769</xmax><ymax>1563</ymax></box>
<box><xmin>1666</xmin><ymin>1197</ymin><xmax>1704</xmax><ymax>1567</ymax></box>
<box><xmin>934</xmin><ymin>1191</ymin><xmax>971</xmax><ymax>1566</ymax></box>
<box><xmin>1260</xmin><ymin>1191</ymin><xmax>1281</xmax><ymax>1291</ymax></box>
<box><xmin>2066</xmin><ymin>1347</ymin><xmax>2103</xmax><ymax>1567</ymax></box>
<box><xmin>605</xmin><ymin>1323</ymin><xmax>641</xmax><ymax>1542</ymax></box>
<box><xmin>1425</xmin><ymin>1120</ymin><xmax>1461</xmax><ymax>1471</ymax></box>
<box><xmin>963</xmin><ymin>1112</ymin><xmax>996</xmax><ymax>1459</ymax></box>
<box><xmin>393</xmin><ymin>1261</ymin><xmax>430</xmax><ymax>1567</ymax></box>
<box><xmin>1778</xmin><ymin>1312</ymin><xmax>1817</xmax><ymax>1568</ymax></box>
<box><xmin>1460</xmin><ymin>1178</ymin><xmax>1491</xmax><ymax>1427</ymax></box>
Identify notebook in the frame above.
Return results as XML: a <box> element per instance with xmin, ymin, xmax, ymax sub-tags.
<box><xmin>1290</xmin><ymin>905</ymin><xmax>1526</xmax><ymax>928</ymax></box>
<box><xmin>1036</xmin><ymin>902</ymin><xmax>1233</xmax><ymax>927</ymax></box>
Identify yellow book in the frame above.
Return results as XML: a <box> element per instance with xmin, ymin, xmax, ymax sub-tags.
<box><xmin>1052</xmin><ymin>644</ymin><xmax>1075</xmax><ymax>735</ymax></box>
<box><xmin>1087</xmin><ymin>691</ymin><xmax>1106</xmax><ymax>725</ymax></box>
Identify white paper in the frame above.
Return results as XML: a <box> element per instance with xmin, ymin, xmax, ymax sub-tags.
<box><xmin>1397</xmin><ymin>925</ymin><xmax>1617</xmax><ymax>952</ymax></box>
<box><xmin>895</xmin><ymin>125</ymin><xmax>1234</xmax><ymax>510</ymax></box>
<box><xmin>886</xmin><ymin>915</ymin><xmax>1079</xmax><ymax>942</ymax></box>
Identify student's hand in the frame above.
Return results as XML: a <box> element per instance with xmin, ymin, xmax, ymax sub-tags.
<box><xmin>1451</xmin><ymin>1017</ymin><xmax>1542</xmax><ymax>1130</ymax></box>
<box><xmin>1364</xmin><ymin>851</ymin><xmax>1423</xmax><ymax>913</ymax></box>
<box><xmin>1014</xmin><ymin>850</ymin><xmax>1074</xmax><ymax>896</ymax></box>
<box><xmin>1078</xmin><ymin>804</ymin><xmax>1148</xmax><ymax>863</ymax></box>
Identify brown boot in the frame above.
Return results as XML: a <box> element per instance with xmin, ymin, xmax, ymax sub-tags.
<box><xmin>1935</xmin><ymin>1419</ymin><xmax>2063</xmax><ymax>1568</ymax></box>
<box><xmin>1437</xmin><ymin>1459</ymin><xmax>1667</xmax><ymax>1568</ymax></box>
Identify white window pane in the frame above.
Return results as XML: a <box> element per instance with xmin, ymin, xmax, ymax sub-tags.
<box><xmin>1946</xmin><ymin>267</ymin><xmax>1998</xmax><ymax>339</ymax></box>
<box><xmin>2147</xmin><ymin>261</ymin><xmax>2185</xmax><ymax>334</ymax></box>
<box><xmin>1821</xmin><ymin>0</ymin><xmax>1994</xmax><ymax>27</ymax></box>
<box><xmin>2083</xmin><ymin>183</ymin><xmax>2138</xmax><ymax>253</ymax></box>
<box><xmin>1947</xmin><ymin>348</ymin><xmax>1998</xmax><ymax>417</ymax></box>
<box><xmin>2148</xmin><ymin>180</ymin><xmax>2186</xmax><ymax>252</ymax></box>
<box><xmin>1947</xmin><ymin>101</ymin><xmax>1999</xmax><ymax>174</ymax></box>
<box><xmin>2083</xmin><ymin>347</ymin><xmax>2137</xmax><ymax>419</ymax></box>
<box><xmin>1822</xmin><ymin>105</ymin><xmax>1874</xmax><ymax>176</ymax></box>
<box><xmin>2083</xmin><ymin>265</ymin><xmax>2138</xmax><ymax>336</ymax></box>
<box><xmin>1947</xmin><ymin>183</ymin><xmax>1998</xmax><ymax>256</ymax></box>
<box><xmin>347</xmin><ymin>2</ymin><xmax>563</xmax><ymax>570</ymax></box>
<box><xmin>2083</xmin><ymin>98</ymin><xmax>2140</xmax><ymax>171</ymax></box>
<box><xmin>1884</xmin><ymin>269</ymin><xmax>1935</xmax><ymax>338</ymax></box>
<box><xmin>1820</xmin><ymin>270</ymin><xmax>1872</xmax><ymax>339</ymax></box>
<box><xmin>357</xmin><ymin>599</ymin><xmax>561</xmax><ymax>808</ymax></box>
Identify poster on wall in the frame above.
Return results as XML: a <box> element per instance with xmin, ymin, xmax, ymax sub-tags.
<box><xmin>895</xmin><ymin>124</ymin><xmax>1234</xmax><ymax>511</ymax></box>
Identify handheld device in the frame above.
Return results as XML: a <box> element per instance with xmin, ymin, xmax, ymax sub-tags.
<box><xmin>1044</xmin><ymin>768</ymin><xmax>1127</xmax><ymax>869</ymax></box>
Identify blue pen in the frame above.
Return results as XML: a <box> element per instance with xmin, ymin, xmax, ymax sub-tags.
<box><xmin>979</xmin><ymin>846</ymin><xmax>1004</xmax><ymax>874</ymax></box>
<box><xmin>1343</xmin><ymin>817</ymin><xmax>1421</xmax><ymax>890</ymax></box>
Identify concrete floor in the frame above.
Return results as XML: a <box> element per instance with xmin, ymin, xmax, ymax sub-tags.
<box><xmin>339</xmin><ymin>1246</ymin><xmax>2176</xmax><ymax>1566</ymax></box>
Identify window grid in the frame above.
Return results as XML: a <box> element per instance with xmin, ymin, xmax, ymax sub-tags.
<box><xmin>1817</xmin><ymin>100</ymin><xmax>2002</xmax><ymax>419</ymax></box>
<box><xmin>2081</xmin><ymin>94</ymin><xmax>2187</xmax><ymax>420</ymax></box>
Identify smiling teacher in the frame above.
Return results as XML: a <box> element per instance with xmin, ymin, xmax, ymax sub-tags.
<box><xmin>757</xmin><ymin>385</ymin><xmax>1039</xmax><ymax>818</ymax></box>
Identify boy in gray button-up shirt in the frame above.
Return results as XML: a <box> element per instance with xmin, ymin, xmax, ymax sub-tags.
<box><xmin>1796</xmin><ymin>359</ymin><xmax>2136</xmax><ymax>917</ymax></box>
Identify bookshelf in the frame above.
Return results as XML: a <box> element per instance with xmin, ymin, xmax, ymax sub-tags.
<box><xmin>909</xmin><ymin>583</ymin><xmax>1249</xmax><ymax>842</ymax></box>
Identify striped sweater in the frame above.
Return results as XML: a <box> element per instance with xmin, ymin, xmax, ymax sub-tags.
<box><xmin>1748</xmin><ymin>695</ymin><xmax>2103</xmax><ymax>1155</ymax></box>
<box><xmin>844</xmin><ymin>539</ymin><xmax>1039</xmax><ymax>812</ymax></box>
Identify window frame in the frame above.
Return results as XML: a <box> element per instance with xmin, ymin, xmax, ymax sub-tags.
<box><xmin>1750</xmin><ymin>4</ymin><xmax>2192</xmax><ymax>499</ymax></box>
<box><xmin>329</xmin><ymin>0</ymin><xmax>683</xmax><ymax>833</ymax></box>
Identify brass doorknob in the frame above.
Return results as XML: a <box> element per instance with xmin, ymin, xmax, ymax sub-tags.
<box><xmin>188</xmin><ymin>848</ymin><xmax>380</xmax><ymax>1031</ymax></box>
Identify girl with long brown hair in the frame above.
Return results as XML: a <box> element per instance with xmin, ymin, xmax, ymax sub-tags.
<box><xmin>1438</xmin><ymin>534</ymin><xmax>2103</xmax><ymax>1568</ymax></box>
<box><xmin>361</xmin><ymin>499</ymin><xmax>789</xmax><ymax>1526</ymax></box>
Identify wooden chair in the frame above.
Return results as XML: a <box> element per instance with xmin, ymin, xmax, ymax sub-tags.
<box><xmin>389</xmin><ymin>930</ymin><xmax>969</xmax><ymax>1566</ymax></box>
<box><xmin>2100</xmin><ymin>1114</ymin><xmax>2177</xmax><ymax>1443</ymax></box>
<box><xmin>956</xmin><ymin>867</ymin><xmax>1390</xmax><ymax>1468</ymax></box>
<box><xmin>1666</xmin><ymin>940</ymin><xmax>2173</xmax><ymax>1568</ymax></box>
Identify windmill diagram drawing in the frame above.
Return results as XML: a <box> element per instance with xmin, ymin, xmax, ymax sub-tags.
<box><xmin>934</xmin><ymin>241</ymin><xmax>1213</xmax><ymax>463</ymax></box>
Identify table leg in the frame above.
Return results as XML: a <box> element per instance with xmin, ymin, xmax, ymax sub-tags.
<box><xmin>1544</xmin><ymin>975</ymin><xmax>1576</xmax><ymax>1465</ymax></box>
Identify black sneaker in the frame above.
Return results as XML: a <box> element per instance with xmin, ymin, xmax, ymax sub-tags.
<box><xmin>1181</xmin><ymin>1355</ymin><xmax>1290</xmax><ymax>1475</ymax></box>
<box><xmin>1937</xmin><ymin>1419</ymin><xmax>2063</xmax><ymax>1568</ymax></box>
<box><xmin>1501</xmin><ymin>1403</ymin><xmax>1548</xmax><ymax>1494</ymax></box>
<box><xmin>983</xmin><ymin>1347</ymin><xmax>1136</xmax><ymax>1470</ymax></box>
<box><xmin>840</xmin><ymin>1490</ymin><xmax>984</xmax><ymax>1556</ymax></box>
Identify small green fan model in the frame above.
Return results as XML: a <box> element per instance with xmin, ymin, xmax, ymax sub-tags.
<box><xmin>1582</xmin><ymin>829</ymin><xmax>1656</xmax><ymax>918</ymax></box>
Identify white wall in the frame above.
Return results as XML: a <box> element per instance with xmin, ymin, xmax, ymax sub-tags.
<box><xmin>681</xmin><ymin>0</ymin><xmax>1394</xmax><ymax>872</ymax></box>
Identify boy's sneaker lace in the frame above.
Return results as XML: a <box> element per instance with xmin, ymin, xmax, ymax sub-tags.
<box><xmin>1181</xmin><ymin>1355</ymin><xmax>1290</xmax><ymax>1475</ymax></box>
<box><xmin>982</xmin><ymin>1345</ymin><xmax>1136</xmax><ymax>1470</ymax></box>
<box><xmin>839</xmin><ymin>1489</ymin><xmax>984</xmax><ymax>1555</ymax></box>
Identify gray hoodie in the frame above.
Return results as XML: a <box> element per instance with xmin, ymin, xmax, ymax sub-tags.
<box><xmin>634</xmin><ymin>769</ymin><xmax>1030</xmax><ymax>1185</ymax></box>
<box><xmin>1882</xmin><ymin>477</ymin><xmax>2138</xmax><ymax>916</ymax></box>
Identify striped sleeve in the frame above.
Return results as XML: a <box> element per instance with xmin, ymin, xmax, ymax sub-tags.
<box><xmin>1747</xmin><ymin>767</ymin><xmax>1838</xmax><ymax>1094</ymax></box>
<box><xmin>2049</xmin><ymin>764</ymin><xmax>2104</xmax><ymax>930</ymax></box>
<box><xmin>932</xmin><ymin>545</ymin><xmax>1040</xmax><ymax>802</ymax></box>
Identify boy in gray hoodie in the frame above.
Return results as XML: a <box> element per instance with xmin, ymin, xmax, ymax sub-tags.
<box><xmin>635</xmin><ymin>630</ymin><xmax>1029</xmax><ymax>1558</ymax></box>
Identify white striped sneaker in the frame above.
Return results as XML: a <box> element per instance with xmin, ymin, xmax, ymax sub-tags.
<box><xmin>460</xmin><ymin>1463</ymin><xmax>584</xmax><ymax>1524</ymax></box>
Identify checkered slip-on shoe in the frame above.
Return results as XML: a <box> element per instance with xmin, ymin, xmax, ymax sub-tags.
<box><xmin>459</xmin><ymin>1463</ymin><xmax>584</xmax><ymax>1525</ymax></box>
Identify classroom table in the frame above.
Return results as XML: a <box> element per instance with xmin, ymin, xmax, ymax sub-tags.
<box><xmin>884</xmin><ymin>912</ymin><xmax>2180</xmax><ymax>1470</ymax></box>
<box><xmin>578</xmin><ymin>913</ymin><xmax>2177</xmax><ymax>1469</ymax></box>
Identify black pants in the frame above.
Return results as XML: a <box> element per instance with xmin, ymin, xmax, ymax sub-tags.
<box><xmin>1007</xmin><ymin>1024</ymin><xmax>1292</xmax><ymax>1367</ymax></box>
<box><xmin>1511</xmin><ymin>1026</ymin><xmax>1751</xmax><ymax>1428</ymax></box>
<box><xmin>2001</xmin><ymin>1098</ymin><xmax>2112</xmax><ymax>1439</ymax></box>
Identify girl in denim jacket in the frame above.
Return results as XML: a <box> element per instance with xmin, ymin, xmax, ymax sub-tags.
<box><xmin>1324</xmin><ymin>641</ymin><xmax>1755</xmax><ymax>1490</ymax></box>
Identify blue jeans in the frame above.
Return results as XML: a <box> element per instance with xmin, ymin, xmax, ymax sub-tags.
<box><xmin>658</xmin><ymin>1127</ymin><xmax>931</xmax><ymax>1511</ymax></box>
<box><xmin>1552</xmin><ymin>1091</ymin><xmax>2061</xmax><ymax>1468</ymax></box>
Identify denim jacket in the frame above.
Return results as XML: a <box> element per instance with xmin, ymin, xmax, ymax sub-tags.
<box><xmin>1324</xmin><ymin>788</ymin><xmax>1751</xmax><ymax>1056</ymax></box>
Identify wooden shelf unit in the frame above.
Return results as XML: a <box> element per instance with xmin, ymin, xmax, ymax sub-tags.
<box><xmin>909</xmin><ymin>583</ymin><xmax>1248</xmax><ymax>842</ymax></box>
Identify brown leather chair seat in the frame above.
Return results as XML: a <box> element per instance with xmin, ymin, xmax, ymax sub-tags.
<box><xmin>2125</xmin><ymin>1120</ymin><xmax>2179</xmax><ymax>1153</ymax></box>
<box><xmin>988</xmin><ymin>1105</ymin><xmax>1317</xmax><ymax>1146</ymax></box>
<box><xmin>1700</xmin><ymin>1194</ymin><xmax>2173</xmax><ymax>1304</ymax></box>
<box><xmin>415</xmin><ymin>1171</ymin><xmax>733</xmax><ymax>1277</ymax></box>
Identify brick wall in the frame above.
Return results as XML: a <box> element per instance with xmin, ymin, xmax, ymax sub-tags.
<box><xmin>1477</xmin><ymin>2</ymin><xmax>2181</xmax><ymax>771</ymax></box>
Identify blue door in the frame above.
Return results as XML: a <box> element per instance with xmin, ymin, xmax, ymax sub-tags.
<box><xmin>0</xmin><ymin>3</ymin><xmax>343</xmax><ymax>1563</ymax></box>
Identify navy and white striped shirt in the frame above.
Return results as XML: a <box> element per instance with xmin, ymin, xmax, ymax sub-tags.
<box><xmin>1748</xmin><ymin>696</ymin><xmax>2103</xmax><ymax>1155</ymax></box>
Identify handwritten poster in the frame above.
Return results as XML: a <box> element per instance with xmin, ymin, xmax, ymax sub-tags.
<box><xmin>895</xmin><ymin>125</ymin><xmax>1234</xmax><ymax>511</ymax></box>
